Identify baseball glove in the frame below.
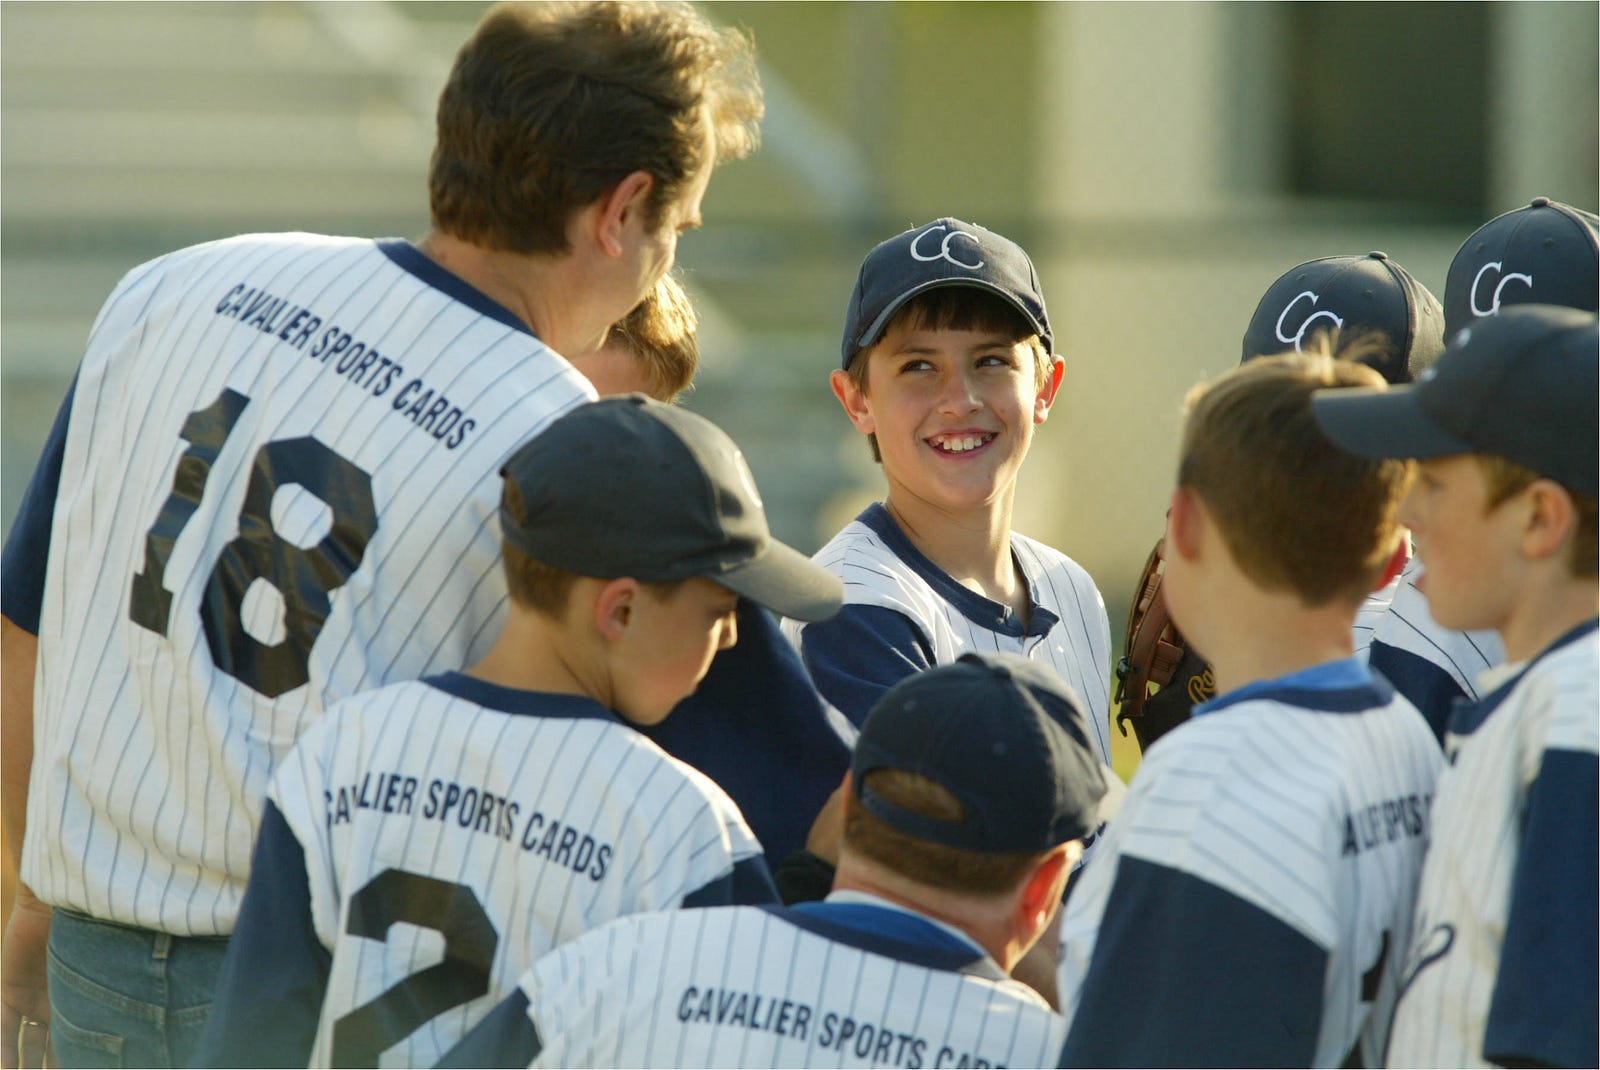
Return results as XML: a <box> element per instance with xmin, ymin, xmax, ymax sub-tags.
<box><xmin>1113</xmin><ymin>536</ymin><xmax>1215</xmax><ymax>752</ymax></box>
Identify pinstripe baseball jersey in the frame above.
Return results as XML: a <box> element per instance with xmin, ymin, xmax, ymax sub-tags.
<box><xmin>1386</xmin><ymin>618</ymin><xmax>1598</xmax><ymax>1069</ymax></box>
<box><xmin>1057</xmin><ymin>658</ymin><xmax>1442</xmax><ymax>1067</ymax></box>
<box><xmin>438</xmin><ymin>891</ymin><xmax>1066</xmax><ymax>1069</ymax></box>
<box><xmin>194</xmin><ymin>671</ymin><xmax>775</xmax><ymax>1068</ymax></box>
<box><xmin>781</xmin><ymin>503</ymin><xmax>1112</xmax><ymax>764</ymax></box>
<box><xmin>1364</xmin><ymin>555</ymin><xmax>1505</xmax><ymax>742</ymax></box>
<box><xmin>6</xmin><ymin>233</ymin><xmax>597</xmax><ymax>936</ymax></box>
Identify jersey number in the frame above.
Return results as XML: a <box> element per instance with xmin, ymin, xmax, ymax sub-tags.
<box><xmin>128</xmin><ymin>388</ymin><xmax>377</xmax><ymax>697</ymax></box>
<box><xmin>331</xmin><ymin>869</ymin><xmax>499</xmax><ymax>1068</ymax></box>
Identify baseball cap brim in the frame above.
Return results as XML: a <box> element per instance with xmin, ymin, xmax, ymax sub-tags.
<box><xmin>1311</xmin><ymin>385</ymin><xmax>1474</xmax><ymax>462</ymax></box>
<box><xmin>716</xmin><ymin>539</ymin><xmax>843</xmax><ymax>622</ymax></box>
<box><xmin>854</xmin><ymin>278</ymin><xmax>1052</xmax><ymax>358</ymax></box>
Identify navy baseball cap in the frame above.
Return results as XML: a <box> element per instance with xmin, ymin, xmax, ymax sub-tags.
<box><xmin>851</xmin><ymin>652</ymin><xmax>1124</xmax><ymax>853</ymax></box>
<box><xmin>1443</xmin><ymin>197</ymin><xmax>1599</xmax><ymax>338</ymax></box>
<box><xmin>1241</xmin><ymin>252</ymin><xmax>1445</xmax><ymax>384</ymax></box>
<box><xmin>500</xmin><ymin>395</ymin><xmax>843</xmax><ymax>621</ymax></box>
<box><xmin>1312</xmin><ymin>306</ymin><xmax>1599</xmax><ymax>497</ymax></box>
<box><xmin>840</xmin><ymin>218</ymin><xmax>1053</xmax><ymax>369</ymax></box>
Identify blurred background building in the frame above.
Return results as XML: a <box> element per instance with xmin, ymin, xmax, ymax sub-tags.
<box><xmin>4</xmin><ymin>0</ymin><xmax>1597</xmax><ymax>661</ymax></box>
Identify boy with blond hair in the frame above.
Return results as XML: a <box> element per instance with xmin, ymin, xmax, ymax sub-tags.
<box><xmin>1314</xmin><ymin>305</ymin><xmax>1598</xmax><ymax>1068</ymax></box>
<box><xmin>1056</xmin><ymin>348</ymin><xmax>1442</xmax><ymax>1067</ymax></box>
<box><xmin>571</xmin><ymin>273</ymin><xmax>700</xmax><ymax>402</ymax></box>
<box><xmin>193</xmin><ymin>397</ymin><xmax>842</xmax><ymax>1067</ymax></box>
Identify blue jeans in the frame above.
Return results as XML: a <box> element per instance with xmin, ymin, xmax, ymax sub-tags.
<box><xmin>46</xmin><ymin>908</ymin><xmax>230</xmax><ymax>1068</ymax></box>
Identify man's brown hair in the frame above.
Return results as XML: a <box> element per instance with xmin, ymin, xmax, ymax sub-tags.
<box><xmin>431</xmin><ymin>1</ymin><xmax>762</xmax><ymax>254</ymax></box>
<box><xmin>1178</xmin><ymin>342</ymin><xmax>1411</xmax><ymax>607</ymax></box>
<box><xmin>1477</xmin><ymin>454</ymin><xmax>1599</xmax><ymax>579</ymax></box>
<box><xmin>843</xmin><ymin>768</ymin><xmax>1047</xmax><ymax>897</ymax></box>
<box><xmin>843</xmin><ymin>286</ymin><xmax>1053</xmax><ymax>463</ymax></box>
<box><xmin>607</xmin><ymin>273</ymin><xmax>699</xmax><ymax>401</ymax></box>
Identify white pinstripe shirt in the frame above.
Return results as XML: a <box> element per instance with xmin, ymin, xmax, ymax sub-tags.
<box><xmin>782</xmin><ymin>503</ymin><xmax>1112</xmax><ymax>765</ymax></box>
<box><xmin>21</xmin><ymin>233</ymin><xmax>596</xmax><ymax>935</ymax></box>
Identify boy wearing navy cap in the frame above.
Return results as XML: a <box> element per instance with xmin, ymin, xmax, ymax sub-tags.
<box><xmin>1314</xmin><ymin>305</ymin><xmax>1599</xmax><ymax>1069</ymax></box>
<box><xmin>439</xmin><ymin>651</ymin><xmax>1120</xmax><ymax>1069</ymax></box>
<box><xmin>782</xmin><ymin>219</ymin><xmax>1113</xmax><ymax>773</ymax></box>
<box><xmin>194</xmin><ymin>397</ymin><xmax>842</xmax><ymax>1067</ymax></box>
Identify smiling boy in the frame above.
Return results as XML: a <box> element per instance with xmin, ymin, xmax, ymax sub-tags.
<box><xmin>782</xmin><ymin>219</ymin><xmax>1112</xmax><ymax>769</ymax></box>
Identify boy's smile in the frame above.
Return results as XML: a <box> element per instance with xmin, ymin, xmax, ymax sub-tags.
<box><xmin>838</xmin><ymin>323</ymin><xmax>1059</xmax><ymax>515</ymax></box>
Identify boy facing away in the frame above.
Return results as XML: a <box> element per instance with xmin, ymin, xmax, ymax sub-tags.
<box><xmin>783</xmin><ymin>218</ymin><xmax>1112</xmax><ymax>766</ymax></box>
<box><xmin>1314</xmin><ymin>305</ymin><xmax>1598</xmax><ymax>1068</ymax></box>
<box><xmin>192</xmin><ymin>396</ymin><xmax>843</xmax><ymax>1067</ymax></box>
<box><xmin>438</xmin><ymin>652</ymin><xmax>1120</xmax><ymax>1069</ymax></box>
<box><xmin>1056</xmin><ymin>349</ymin><xmax>1442</xmax><ymax>1067</ymax></box>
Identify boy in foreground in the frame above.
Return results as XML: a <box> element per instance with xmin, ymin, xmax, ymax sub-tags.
<box><xmin>440</xmin><ymin>652</ymin><xmax>1119</xmax><ymax>1069</ymax></box>
<box><xmin>193</xmin><ymin>396</ymin><xmax>843</xmax><ymax>1067</ymax></box>
<box><xmin>1057</xmin><ymin>348</ymin><xmax>1442</xmax><ymax>1066</ymax></box>
<box><xmin>784</xmin><ymin>218</ymin><xmax>1112</xmax><ymax>764</ymax></box>
<box><xmin>1314</xmin><ymin>305</ymin><xmax>1598</xmax><ymax>1068</ymax></box>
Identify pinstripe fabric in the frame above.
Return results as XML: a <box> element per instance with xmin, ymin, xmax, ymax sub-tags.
<box><xmin>783</xmin><ymin>504</ymin><xmax>1113</xmax><ymax>765</ymax></box>
<box><xmin>505</xmin><ymin>902</ymin><xmax>1065</xmax><ymax>1068</ymax></box>
<box><xmin>1058</xmin><ymin>667</ymin><xmax>1443</xmax><ymax>1067</ymax></box>
<box><xmin>23</xmin><ymin>233</ymin><xmax>597</xmax><ymax>935</ymax></box>
<box><xmin>1386</xmin><ymin>624</ymin><xmax>1599</xmax><ymax>1068</ymax></box>
<box><xmin>269</xmin><ymin>675</ymin><xmax>764</xmax><ymax>1067</ymax></box>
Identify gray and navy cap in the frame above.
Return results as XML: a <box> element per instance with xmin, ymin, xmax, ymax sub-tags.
<box><xmin>500</xmin><ymin>395</ymin><xmax>843</xmax><ymax>621</ymax></box>
<box><xmin>1312</xmin><ymin>305</ymin><xmax>1599</xmax><ymax>497</ymax></box>
<box><xmin>840</xmin><ymin>217</ymin><xmax>1053</xmax><ymax>369</ymax></box>
<box><xmin>1443</xmin><ymin>197</ymin><xmax>1599</xmax><ymax>339</ymax></box>
<box><xmin>851</xmin><ymin>652</ymin><xmax>1124</xmax><ymax>853</ymax></box>
<box><xmin>1242</xmin><ymin>252</ymin><xmax>1445</xmax><ymax>384</ymax></box>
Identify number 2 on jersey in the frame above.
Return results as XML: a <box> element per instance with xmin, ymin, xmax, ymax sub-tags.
<box><xmin>128</xmin><ymin>387</ymin><xmax>378</xmax><ymax>698</ymax></box>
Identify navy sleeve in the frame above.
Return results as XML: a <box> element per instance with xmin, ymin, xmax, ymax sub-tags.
<box><xmin>682</xmin><ymin>855</ymin><xmax>779</xmax><ymax>908</ymax></box>
<box><xmin>0</xmin><ymin>375</ymin><xmax>76</xmax><ymax>633</ymax></box>
<box><xmin>435</xmin><ymin>991</ymin><xmax>540</xmax><ymax>1069</ymax></box>
<box><xmin>642</xmin><ymin>601</ymin><xmax>850</xmax><ymax>870</ymax></box>
<box><xmin>190</xmin><ymin>802</ymin><xmax>330</xmax><ymax>1069</ymax></box>
<box><xmin>1368</xmin><ymin>640</ymin><xmax>1467</xmax><ymax>744</ymax></box>
<box><xmin>1060</xmin><ymin>856</ymin><xmax>1326</xmax><ymax>1068</ymax></box>
<box><xmin>797</xmin><ymin>603</ymin><xmax>935</xmax><ymax>728</ymax></box>
<box><xmin>1484</xmin><ymin>748</ymin><xmax>1599</xmax><ymax>1069</ymax></box>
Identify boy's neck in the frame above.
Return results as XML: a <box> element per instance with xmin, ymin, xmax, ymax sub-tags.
<box><xmin>1198</xmin><ymin>584</ymin><xmax>1359</xmax><ymax>699</ymax></box>
<box><xmin>882</xmin><ymin>492</ymin><xmax>1029</xmax><ymax>620</ymax></box>
<box><xmin>463</xmin><ymin>606</ymin><xmax>608</xmax><ymax>704</ymax></box>
<box><xmin>1496</xmin><ymin>572</ymin><xmax>1600</xmax><ymax>664</ymax></box>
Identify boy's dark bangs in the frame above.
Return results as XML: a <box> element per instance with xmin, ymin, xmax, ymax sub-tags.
<box><xmin>888</xmin><ymin>286</ymin><xmax>1037</xmax><ymax>343</ymax></box>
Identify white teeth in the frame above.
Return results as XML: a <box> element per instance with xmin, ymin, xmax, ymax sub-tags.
<box><xmin>934</xmin><ymin>433</ymin><xmax>993</xmax><ymax>453</ymax></box>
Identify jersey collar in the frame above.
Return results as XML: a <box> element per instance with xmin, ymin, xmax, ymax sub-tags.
<box><xmin>858</xmin><ymin>503</ymin><xmax>1059</xmax><ymax>638</ymax></box>
<box><xmin>1194</xmin><ymin>656</ymin><xmax>1394</xmax><ymax>718</ymax></box>
<box><xmin>422</xmin><ymin>671</ymin><xmax>622</xmax><ymax>724</ymax></box>
<box><xmin>1448</xmin><ymin>616</ymin><xmax>1599</xmax><ymax>738</ymax></box>
<box><xmin>772</xmin><ymin>895</ymin><xmax>1007</xmax><ymax>980</ymax></box>
<box><xmin>377</xmin><ymin>239</ymin><xmax>538</xmax><ymax>339</ymax></box>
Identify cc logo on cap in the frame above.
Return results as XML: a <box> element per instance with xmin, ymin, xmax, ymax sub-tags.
<box><xmin>1469</xmin><ymin>262</ymin><xmax>1533</xmax><ymax>318</ymax></box>
<box><xmin>1275</xmin><ymin>291</ymin><xmax>1344</xmax><ymax>352</ymax></box>
<box><xmin>909</xmin><ymin>223</ymin><xmax>985</xmax><ymax>271</ymax></box>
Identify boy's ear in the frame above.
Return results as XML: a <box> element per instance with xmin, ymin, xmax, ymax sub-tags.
<box><xmin>593</xmin><ymin>576</ymin><xmax>641</xmax><ymax>640</ymax></box>
<box><xmin>1167</xmin><ymin>485</ymin><xmax>1204</xmax><ymax>562</ymax></box>
<box><xmin>1521</xmin><ymin>479</ymin><xmax>1579</xmax><ymax>564</ymax></box>
<box><xmin>829</xmin><ymin>367</ymin><xmax>876</xmax><ymax>435</ymax></box>
<box><xmin>1034</xmin><ymin>355</ymin><xmax>1066</xmax><ymax>424</ymax></box>
<box><xmin>592</xmin><ymin>170</ymin><xmax>656</xmax><ymax>258</ymax></box>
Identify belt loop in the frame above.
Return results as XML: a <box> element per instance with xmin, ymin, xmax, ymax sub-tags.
<box><xmin>154</xmin><ymin>932</ymin><xmax>173</xmax><ymax>961</ymax></box>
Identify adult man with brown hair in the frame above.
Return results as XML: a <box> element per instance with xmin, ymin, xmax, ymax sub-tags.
<box><xmin>0</xmin><ymin>4</ymin><xmax>761</xmax><ymax>1066</ymax></box>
